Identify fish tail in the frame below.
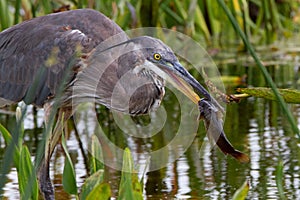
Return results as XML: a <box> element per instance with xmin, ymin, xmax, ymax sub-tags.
<box><xmin>216</xmin><ymin>133</ymin><xmax>250</xmax><ymax>163</ymax></box>
<box><xmin>230</xmin><ymin>150</ymin><xmax>250</xmax><ymax>163</ymax></box>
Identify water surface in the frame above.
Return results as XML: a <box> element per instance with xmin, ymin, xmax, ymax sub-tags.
<box><xmin>0</xmin><ymin>63</ymin><xmax>299</xmax><ymax>199</ymax></box>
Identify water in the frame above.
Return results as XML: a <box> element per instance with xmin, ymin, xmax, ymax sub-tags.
<box><xmin>0</xmin><ymin>64</ymin><xmax>299</xmax><ymax>199</ymax></box>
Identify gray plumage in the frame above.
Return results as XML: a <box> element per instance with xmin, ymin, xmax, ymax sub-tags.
<box><xmin>0</xmin><ymin>9</ymin><xmax>123</xmax><ymax>107</ymax></box>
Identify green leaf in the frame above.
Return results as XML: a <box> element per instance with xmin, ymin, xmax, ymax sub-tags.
<box><xmin>41</xmin><ymin>0</ymin><xmax>51</xmax><ymax>14</ymax></box>
<box><xmin>0</xmin><ymin>123</ymin><xmax>21</xmax><ymax>171</ymax></box>
<box><xmin>61</xmin><ymin>134</ymin><xmax>78</xmax><ymax>195</ymax></box>
<box><xmin>194</xmin><ymin>6</ymin><xmax>211</xmax><ymax>41</ymax></box>
<box><xmin>118</xmin><ymin>148</ymin><xmax>143</xmax><ymax>200</ymax></box>
<box><xmin>173</xmin><ymin>0</ymin><xmax>187</xmax><ymax>20</ymax></box>
<box><xmin>86</xmin><ymin>183</ymin><xmax>111</xmax><ymax>200</ymax></box>
<box><xmin>0</xmin><ymin>123</ymin><xmax>12</xmax><ymax>145</ymax></box>
<box><xmin>90</xmin><ymin>134</ymin><xmax>104</xmax><ymax>174</ymax></box>
<box><xmin>18</xmin><ymin>146</ymin><xmax>38</xmax><ymax>200</ymax></box>
<box><xmin>237</xmin><ymin>87</ymin><xmax>300</xmax><ymax>104</ymax></box>
<box><xmin>80</xmin><ymin>169</ymin><xmax>105</xmax><ymax>199</ymax></box>
<box><xmin>0</xmin><ymin>0</ymin><xmax>12</xmax><ymax>30</ymax></box>
<box><xmin>232</xmin><ymin>180</ymin><xmax>249</xmax><ymax>200</ymax></box>
<box><xmin>206</xmin><ymin>0</ymin><xmax>222</xmax><ymax>36</ymax></box>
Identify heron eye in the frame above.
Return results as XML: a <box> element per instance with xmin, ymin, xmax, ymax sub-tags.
<box><xmin>153</xmin><ymin>53</ymin><xmax>161</xmax><ymax>61</ymax></box>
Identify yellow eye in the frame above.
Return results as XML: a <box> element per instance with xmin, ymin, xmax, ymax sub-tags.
<box><xmin>153</xmin><ymin>53</ymin><xmax>161</xmax><ymax>60</ymax></box>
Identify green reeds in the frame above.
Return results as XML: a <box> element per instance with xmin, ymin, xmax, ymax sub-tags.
<box><xmin>1</xmin><ymin>0</ymin><xmax>298</xmax><ymax>46</ymax></box>
<box><xmin>62</xmin><ymin>140</ymin><xmax>143</xmax><ymax>199</ymax></box>
<box><xmin>216</xmin><ymin>0</ymin><xmax>300</xmax><ymax>136</ymax></box>
<box><xmin>0</xmin><ymin>108</ymin><xmax>39</xmax><ymax>200</ymax></box>
<box><xmin>1</xmin><ymin>117</ymin><xmax>144</xmax><ymax>199</ymax></box>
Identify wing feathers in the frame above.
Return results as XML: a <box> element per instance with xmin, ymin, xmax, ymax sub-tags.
<box><xmin>0</xmin><ymin>9</ymin><xmax>123</xmax><ymax>107</ymax></box>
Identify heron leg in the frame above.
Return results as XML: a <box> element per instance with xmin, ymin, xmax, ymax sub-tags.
<box><xmin>37</xmin><ymin>106</ymin><xmax>72</xmax><ymax>200</ymax></box>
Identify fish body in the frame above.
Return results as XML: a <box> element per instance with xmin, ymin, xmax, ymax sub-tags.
<box><xmin>199</xmin><ymin>99</ymin><xmax>249</xmax><ymax>163</ymax></box>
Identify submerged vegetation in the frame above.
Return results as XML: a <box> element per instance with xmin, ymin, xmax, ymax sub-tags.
<box><xmin>0</xmin><ymin>0</ymin><xmax>299</xmax><ymax>199</ymax></box>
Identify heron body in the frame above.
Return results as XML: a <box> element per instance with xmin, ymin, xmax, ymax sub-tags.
<box><xmin>0</xmin><ymin>9</ymin><xmax>191</xmax><ymax>115</ymax></box>
<box><xmin>0</xmin><ymin>9</ymin><xmax>218</xmax><ymax>199</ymax></box>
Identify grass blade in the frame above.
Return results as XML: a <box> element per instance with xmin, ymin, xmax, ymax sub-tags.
<box><xmin>61</xmin><ymin>133</ymin><xmax>78</xmax><ymax>195</ymax></box>
<box><xmin>194</xmin><ymin>6</ymin><xmax>211</xmax><ymax>42</ymax></box>
<box><xmin>41</xmin><ymin>0</ymin><xmax>51</xmax><ymax>14</ymax></box>
<box><xmin>0</xmin><ymin>123</ymin><xmax>12</xmax><ymax>145</ymax></box>
<box><xmin>237</xmin><ymin>87</ymin><xmax>300</xmax><ymax>103</ymax></box>
<box><xmin>173</xmin><ymin>0</ymin><xmax>187</xmax><ymax>20</ymax></box>
<box><xmin>206</xmin><ymin>0</ymin><xmax>221</xmax><ymax>37</ymax></box>
<box><xmin>0</xmin><ymin>123</ymin><xmax>20</xmax><ymax>173</ymax></box>
<box><xmin>276</xmin><ymin>160</ymin><xmax>287</xmax><ymax>200</ymax></box>
<box><xmin>18</xmin><ymin>146</ymin><xmax>38</xmax><ymax>200</ymax></box>
<box><xmin>14</xmin><ymin>0</ymin><xmax>21</xmax><ymax>24</ymax></box>
<box><xmin>0</xmin><ymin>0</ymin><xmax>11</xmax><ymax>30</ymax></box>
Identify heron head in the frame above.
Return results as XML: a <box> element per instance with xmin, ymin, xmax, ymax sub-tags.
<box><xmin>132</xmin><ymin>36</ymin><xmax>211</xmax><ymax>104</ymax></box>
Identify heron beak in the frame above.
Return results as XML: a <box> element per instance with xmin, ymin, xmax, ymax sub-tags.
<box><xmin>162</xmin><ymin>62</ymin><xmax>211</xmax><ymax>104</ymax></box>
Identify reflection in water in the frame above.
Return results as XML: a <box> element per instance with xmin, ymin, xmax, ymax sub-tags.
<box><xmin>2</xmin><ymin>168</ymin><xmax>19</xmax><ymax>200</ymax></box>
<box><xmin>0</xmin><ymin>66</ymin><xmax>300</xmax><ymax>199</ymax></box>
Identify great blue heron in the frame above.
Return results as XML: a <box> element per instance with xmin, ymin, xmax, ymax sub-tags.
<box><xmin>0</xmin><ymin>9</ymin><xmax>246</xmax><ymax>199</ymax></box>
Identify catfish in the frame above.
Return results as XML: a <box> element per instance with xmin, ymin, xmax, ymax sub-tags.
<box><xmin>198</xmin><ymin>99</ymin><xmax>249</xmax><ymax>163</ymax></box>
